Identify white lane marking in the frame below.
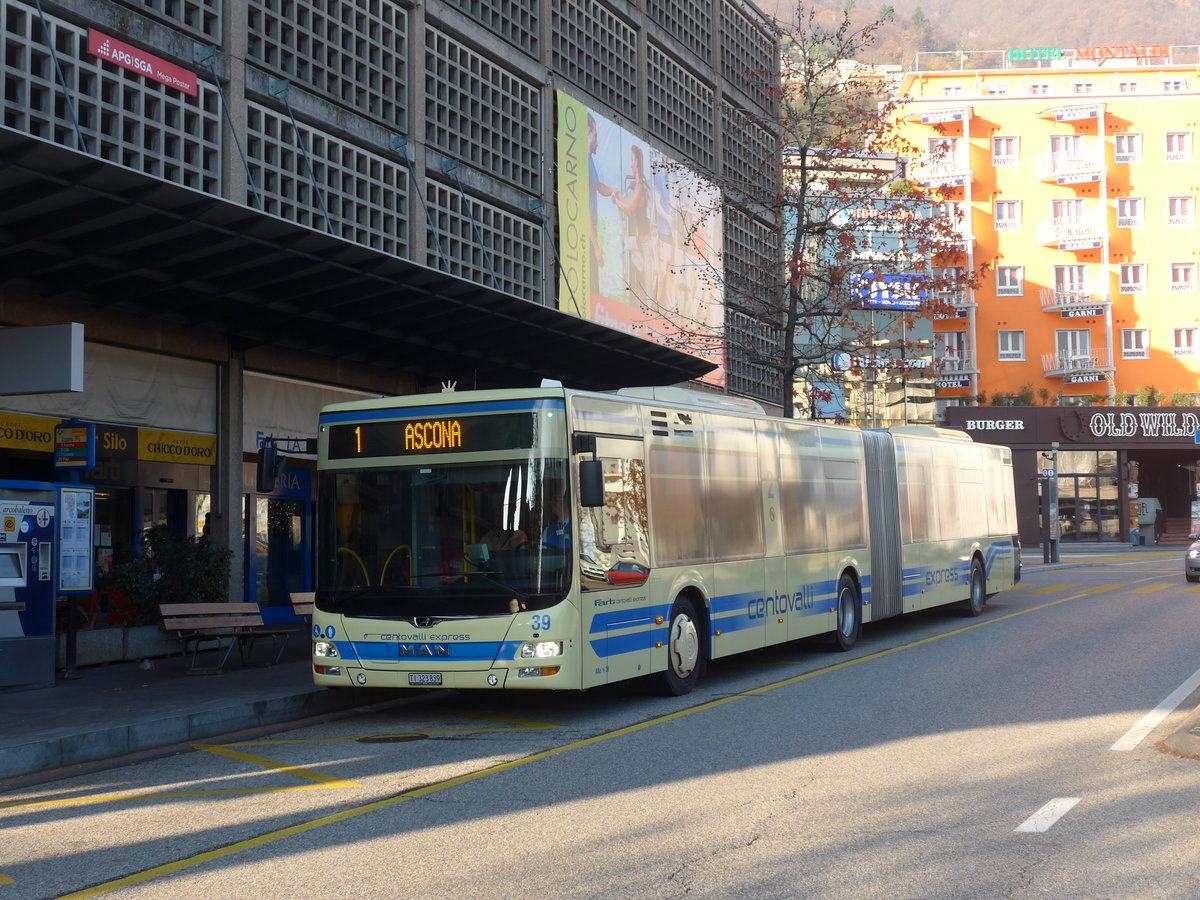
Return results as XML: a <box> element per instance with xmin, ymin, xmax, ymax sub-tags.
<box><xmin>1015</xmin><ymin>797</ymin><xmax>1080</xmax><ymax>833</ymax></box>
<box><xmin>1111</xmin><ymin>665</ymin><xmax>1200</xmax><ymax>751</ymax></box>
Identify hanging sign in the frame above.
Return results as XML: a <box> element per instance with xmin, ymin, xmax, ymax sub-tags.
<box><xmin>54</xmin><ymin>424</ymin><xmax>96</xmax><ymax>469</ymax></box>
<box><xmin>87</xmin><ymin>29</ymin><xmax>198</xmax><ymax>96</ymax></box>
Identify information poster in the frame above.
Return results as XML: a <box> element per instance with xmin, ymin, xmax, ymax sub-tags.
<box><xmin>58</xmin><ymin>485</ymin><xmax>95</xmax><ymax>593</ymax></box>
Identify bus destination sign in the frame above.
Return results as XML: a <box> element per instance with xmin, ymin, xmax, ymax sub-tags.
<box><xmin>327</xmin><ymin>413</ymin><xmax>536</xmax><ymax>459</ymax></box>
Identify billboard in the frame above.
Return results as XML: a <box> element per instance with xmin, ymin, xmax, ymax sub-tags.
<box><xmin>556</xmin><ymin>91</ymin><xmax>725</xmax><ymax>386</ymax></box>
<box><xmin>849</xmin><ymin>272</ymin><xmax>927</xmax><ymax>310</ymax></box>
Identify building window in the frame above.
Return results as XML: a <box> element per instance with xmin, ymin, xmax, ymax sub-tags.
<box><xmin>1030</xmin><ymin>82</ymin><xmax>1050</xmax><ymax>95</ymax></box>
<box><xmin>986</xmin><ymin>83</ymin><xmax>1008</xmax><ymax>96</ymax></box>
<box><xmin>1117</xmin><ymin>197</ymin><xmax>1143</xmax><ymax>228</ymax></box>
<box><xmin>927</xmin><ymin>137</ymin><xmax>960</xmax><ymax>160</ymax></box>
<box><xmin>1050</xmin><ymin>133</ymin><xmax>1084</xmax><ymax>158</ymax></box>
<box><xmin>1056</xmin><ymin>329</ymin><xmax>1093</xmax><ymax>368</ymax></box>
<box><xmin>1166</xmin><ymin>132</ymin><xmax>1192</xmax><ymax>162</ymax></box>
<box><xmin>1119</xmin><ymin>263</ymin><xmax>1146</xmax><ymax>294</ymax></box>
<box><xmin>942</xmin><ymin>84</ymin><xmax>964</xmax><ymax>97</ymax></box>
<box><xmin>1117</xmin><ymin>80</ymin><xmax>1139</xmax><ymax>93</ymax></box>
<box><xmin>1115</xmin><ymin>132</ymin><xmax>1141</xmax><ymax>163</ymax></box>
<box><xmin>1171</xmin><ymin>262</ymin><xmax>1196</xmax><ymax>292</ymax></box>
<box><xmin>1073</xmin><ymin>81</ymin><xmax>1095</xmax><ymax>94</ymax></box>
<box><xmin>998</xmin><ymin>330</ymin><xmax>1025</xmax><ymax>361</ymax></box>
<box><xmin>1174</xmin><ymin>327</ymin><xmax>1199</xmax><ymax>357</ymax></box>
<box><xmin>1168</xmin><ymin>195</ymin><xmax>1195</xmax><ymax>227</ymax></box>
<box><xmin>1122</xmin><ymin>328</ymin><xmax>1149</xmax><ymax>360</ymax></box>
<box><xmin>996</xmin><ymin>266</ymin><xmax>1024</xmax><ymax>296</ymax></box>
<box><xmin>1054</xmin><ymin>264</ymin><xmax>1088</xmax><ymax>302</ymax></box>
<box><xmin>992</xmin><ymin>135</ymin><xmax>1019</xmax><ymax>165</ymax></box>
<box><xmin>1163</xmin><ymin>77</ymin><xmax>1187</xmax><ymax>92</ymax></box>
<box><xmin>994</xmin><ymin>200</ymin><xmax>1021</xmax><ymax>230</ymax></box>
<box><xmin>937</xmin><ymin>331</ymin><xmax>969</xmax><ymax>370</ymax></box>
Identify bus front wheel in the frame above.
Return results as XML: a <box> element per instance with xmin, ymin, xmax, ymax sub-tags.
<box><xmin>830</xmin><ymin>573</ymin><xmax>861</xmax><ymax>652</ymax></box>
<box><xmin>962</xmin><ymin>558</ymin><xmax>986</xmax><ymax>617</ymax></box>
<box><xmin>652</xmin><ymin>596</ymin><xmax>703</xmax><ymax>696</ymax></box>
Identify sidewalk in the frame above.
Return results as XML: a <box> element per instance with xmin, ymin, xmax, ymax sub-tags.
<box><xmin>0</xmin><ymin>638</ymin><xmax>394</xmax><ymax>783</ymax></box>
<box><xmin>1023</xmin><ymin>539</ymin><xmax>1186</xmax><ymax>568</ymax></box>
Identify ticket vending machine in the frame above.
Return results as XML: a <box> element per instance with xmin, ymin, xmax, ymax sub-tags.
<box><xmin>0</xmin><ymin>482</ymin><xmax>59</xmax><ymax>690</ymax></box>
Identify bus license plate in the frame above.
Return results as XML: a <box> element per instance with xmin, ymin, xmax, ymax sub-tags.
<box><xmin>408</xmin><ymin>673</ymin><xmax>442</xmax><ymax>686</ymax></box>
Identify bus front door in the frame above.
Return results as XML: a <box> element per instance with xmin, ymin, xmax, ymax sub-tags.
<box><xmin>577</xmin><ymin>438</ymin><xmax>651</xmax><ymax>687</ymax></box>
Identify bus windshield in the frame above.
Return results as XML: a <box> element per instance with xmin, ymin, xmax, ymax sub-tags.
<box><xmin>316</xmin><ymin>459</ymin><xmax>571</xmax><ymax>618</ymax></box>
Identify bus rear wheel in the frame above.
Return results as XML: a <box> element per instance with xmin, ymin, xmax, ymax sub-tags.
<box><xmin>962</xmin><ymin>558</ymin><xmax>986</xmax><ymax>617</ymax></box>
<box><xmin>830</xmin><ymin>573</ymin><xmax>861</xmax><ymax>652</ymax></box>
<box><xmin>652</xmin><ymin>596</ymin><xmax>703</xmax><ymax>696</ymax></box>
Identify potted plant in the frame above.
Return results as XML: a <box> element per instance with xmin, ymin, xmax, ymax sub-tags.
<box><xmin>95</xmin><ymin>526</ymin><xmax>234</xmax><ymax>662</ymax></box>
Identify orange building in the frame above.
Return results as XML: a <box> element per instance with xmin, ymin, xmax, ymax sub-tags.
<box><xmin>895</xmin><ymin>45</ymin><xmax>1200</xmax><ymax>417</ymax></box>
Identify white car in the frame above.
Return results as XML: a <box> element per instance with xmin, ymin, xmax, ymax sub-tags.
<box><xmin>1186</xmin><ymin>542</ymin><xmax>1200</xmax><ymax>583</ymax></box>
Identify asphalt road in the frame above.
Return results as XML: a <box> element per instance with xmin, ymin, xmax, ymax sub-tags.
<box><xmin>4</xmin><ymin>554</ymin><xmax>1200</xmax><ymax>899</ymax></box>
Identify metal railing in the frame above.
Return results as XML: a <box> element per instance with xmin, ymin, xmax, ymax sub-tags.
<box><xmin>1041</xmin><ymin>347</ymin><xmax>1109</xmax><ymax>376</ymax></box>
<box><xmin>1038</xmin><ymin>288</ymin><xmax>1110</xmax><ymax>311</ymax></box>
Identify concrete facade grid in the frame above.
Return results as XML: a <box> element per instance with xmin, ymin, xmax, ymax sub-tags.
<box><xmin>3</xmin><ymin>0</ymin><xmax>222</xmax><ymax>190</ymax></box>
<box><xmin>3</xmin><ymin>0</ymin><xmax>782</xmax><ymax>395</ymax></box>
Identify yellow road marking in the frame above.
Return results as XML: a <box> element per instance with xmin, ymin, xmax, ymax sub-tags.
<box><xmin>1130</xmin><ymin>583</ymin><xmax>1173</xmax><ymax>594</ymax></box>
<box><xmin>0</xmin><ymin>872</ymin><xmax>14</xmax><ymax>885</ymax></box>
<box><xmin>449</xmin><ymin>709</ymin><xmax>562</xmax><ymax>730</ymax></box>
<box><xmin>3</xmin><ymin>724</ymin><xmax>556</xmax><ymax>810</ymax></box>
<box><xmin>192</xmin><ymin>745</ymin><xmax>360</xmax><ymax>787</ymax></box>
<box><xmin>225</xmin><ymin>723</ymin><xmax>556</xmax><ymax>748</ymax></box>
<box><xmin>0</xmin><ymin>785</ymin><xmax>333</xmax><ymax>811</ymax></box>
<box><xmin>60</xmin><ymin>578</ymin><xmax>1143</xmax><ymax>900</ymax></box>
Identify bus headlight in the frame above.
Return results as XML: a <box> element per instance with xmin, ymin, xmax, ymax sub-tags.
<box><xmin>313</xmin><ymin>640</ymin><xmax>339</xmax><ymax>658</ymax></box>
<box><xmin>518</xmin><ymin>640</ymin><xmax>562</xmax><ymax>659</ymax></box>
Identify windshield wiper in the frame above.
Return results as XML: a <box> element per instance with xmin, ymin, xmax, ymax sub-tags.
<box><xmin>411</xmin><ymin>569</ymin><xmax>530</xmax><ymax>610</ymax></box>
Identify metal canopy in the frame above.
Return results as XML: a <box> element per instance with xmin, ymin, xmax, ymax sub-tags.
<box><xmin>0</xmin><ymin>129</ymin><xmax>715</xmax><ymax>390</ymax></box>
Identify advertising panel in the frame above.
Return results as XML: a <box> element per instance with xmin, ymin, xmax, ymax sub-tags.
<box><xmin>556</xmin><ymin>91</ymin><xmax>725</xmax><ymax>386</ymax></box>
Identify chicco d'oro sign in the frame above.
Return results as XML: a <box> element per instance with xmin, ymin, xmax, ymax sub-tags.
<box><xmin>87</xmin><ymin>30</ymin><xmax>197</xmax><ymax>96</ymax></box>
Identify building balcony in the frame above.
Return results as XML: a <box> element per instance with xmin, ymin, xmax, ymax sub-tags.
<box><xmin>935</xmin><ymin>351</ymin><xmax>975</xmax><ymax>374</ymax></box>
<box><xmin>1035</xmin><ymin>152</ymin><xmax>1105</xmax><ymax>185</ymax></box>
<box><xmin>1036</xmin><ymin>216</ymin><xmax>1105</xmax><ymax>248</ymax></box>
<box><xmin>1039</xmin><ymin>288</ymin><xmax>1111</xmax><ymax>315</ymax></box>
<box><xmin>911</xmin><ymin>158</ymin><xmax>971</xmax><ymax>189</ymax></box>
<box><xmin>1041</xmin><ymin>347</ymin><xmax>1111</xmax><ymax>379</ymax></box>
<box><xmin>929</xmin><ymin>289</ymin><xmax>974</xmax><ymax>319</ymax></box>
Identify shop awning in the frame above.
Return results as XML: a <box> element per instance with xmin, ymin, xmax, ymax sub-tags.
<box><xmin>0</xmin><ymin>128</ymin><xmax>716</xmax><ymax>391</ymax></box>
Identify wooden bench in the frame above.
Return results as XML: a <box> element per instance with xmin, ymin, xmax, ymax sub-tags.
<box><xmin>159</xmin><ymin>603</ymin><xmax>296</xmax><ymax>675</ymax></box>
<box><xmin>290</xmin><ymin>591</ymin><xmax>314</xmax><ymax>621</ymax></box>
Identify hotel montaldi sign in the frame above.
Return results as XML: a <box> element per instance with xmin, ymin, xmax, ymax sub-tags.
<box><xmin>1008</xmin><ymin>45</ymin><xmax>1170</xmax><ymax>63</ymax></box>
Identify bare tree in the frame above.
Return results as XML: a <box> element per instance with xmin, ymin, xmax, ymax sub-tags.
<box><xmin>654</xmin><ymin>4</ymin><xmax>979</xmax><ymax>419</ymax></box>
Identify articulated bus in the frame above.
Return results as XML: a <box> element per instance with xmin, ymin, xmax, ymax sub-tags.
<box><xmin>311</xmin><ymin>386</ymin><xmax>1020</xmax><ymax>695</ymax></box>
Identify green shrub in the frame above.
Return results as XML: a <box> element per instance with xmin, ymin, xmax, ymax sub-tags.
<box><xmin>102</xmin><ymin>525</ymin><xmax>233</xmax><ymax>625</ymax></box>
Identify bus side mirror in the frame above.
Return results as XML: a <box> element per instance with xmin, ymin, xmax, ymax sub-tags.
<box><xmin>579</xmin><ymin>458</ymin><xmax>604</xmax><ymax>507</ymax></box>
<box><xmin>574</xmin><ymin>433</ymin><xmax>604</xmax><ymax>508</ymax></box>
<box><xmin>256</xmin><ymin>444</ymin><xmax>280</xmax><ymax>492</ymax></box>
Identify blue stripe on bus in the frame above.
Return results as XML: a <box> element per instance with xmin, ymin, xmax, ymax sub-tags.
<box><xmin>588</xmin><ymin>630</ymin><xmax>654</xmax><ymax>658</ymax></box>
<box><xmin>335</xmin><ymin>640</ymin><xmax>507</xmax><ymax>663</ymax></box>
<box><xmin>320</xmin><ymin>398</ymin><xmax>565</xmax><ymax>424</ymax></box>
<box><xmin>984</xmin><ymin>540</ymin><xmax>1013</xmax><ymax>576</ymax></box>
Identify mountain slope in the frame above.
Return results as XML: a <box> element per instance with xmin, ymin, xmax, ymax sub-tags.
<box><xmin>757</xmin><ymin>0</ymin><xmax>1200</xmax><ymax>66</ymax></box>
